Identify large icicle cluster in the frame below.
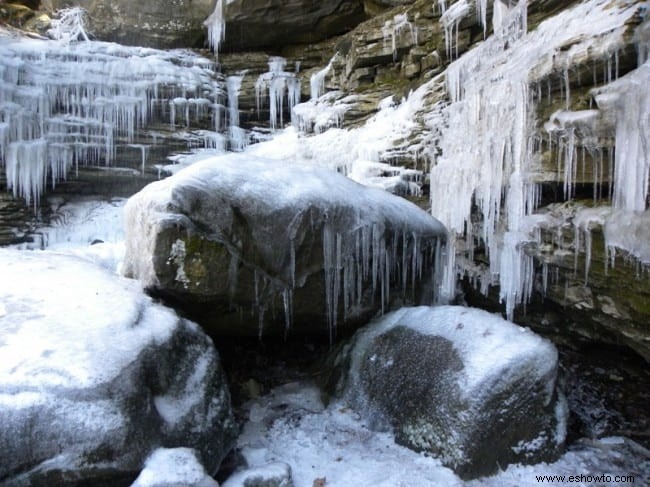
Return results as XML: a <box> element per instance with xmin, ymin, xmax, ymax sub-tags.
<box><xmin>0</xmin><ymin>35</ymin><xmax>226</xmax><ymax>208</ymax></box>
<box><xmin>204</xmin><ymin>0</ymin><xmax>225</xmax><ymax>54</ymax></box>
<box><xmin>429</xmin><ymin>0</ymin><xmax>647</xmax><ymax>317</ymax></box>
<box><xmin>255</xmin><ymin>57</ymin><xmax>302</xmax><ymax>130</ymax></box>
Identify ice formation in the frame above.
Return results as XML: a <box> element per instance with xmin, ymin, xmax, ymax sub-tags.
<box><xmin>382</xmin><ymin>13</ymin><xmax>417</xmax><ymax>61</ymax></box>
<box><xmin>255</xmin><ymin>57</ymin><xmax>301</xmax><ymax>130</ymax></box>
<box><xmin>226</xmin><ymin>73</ymin><xmax>248</xmax><ymax>150</ymax></box>
<box><xmin>47</xmin><ymin>7</ymin><xmax>91</xmax><ymax>43</ymax></box>
<box><xmin>440</xmin><ymin>0</ymin><xmax>471</xmax><ymax>59</ymax></box>
<box><xmin>430</xmin><ymin>0</ymin><xmax>647</xmax><ymax>317</ymax></box>
<box><xmin>204</xmin><ymin>0</ymin><xmax>225</xmax><ymax>54</ymax></box>
<box><xmin>0</xmin><ymin>32</ymin><xmax>227</xmax><ymax>208</ymax></box>
<box><xmin>310</xmin><ymin>53</ymin><xmax>339</xmax><ymax>101</ymax></box>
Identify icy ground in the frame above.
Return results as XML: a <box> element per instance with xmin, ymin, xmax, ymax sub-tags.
<box><xmin>235</xmin><ymin>381</ymin><xmax>648</xmax><ymax>487</ymax></box>
<box><xmin>9</xmin><ymin>194</ymin><xmax>648</xmax><ymax>487</ymax></box>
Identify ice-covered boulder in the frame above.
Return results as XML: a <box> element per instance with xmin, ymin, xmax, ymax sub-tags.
<box><xmin>330</xmin><ymin>306</ymin><xmax>567</xmax><ymax>479</ymax></box>
<box><xmin>0</xmin><ymin>249</ymin><xmax>237</xmax><ymax>485</ymax></box>
<box><xmin>123</xmin><ymin>155</ymin><xmax>446</xmax><ymax>337</ymax></box>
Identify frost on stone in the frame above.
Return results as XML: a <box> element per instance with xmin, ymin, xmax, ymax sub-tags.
<box><xmin>340</xmin><ymin>306</ymin><xmax>566</xmax><ymax>478</ymax></box>
<box><xmin>169</xmin><ymin>238</ymin><xmax>190</xmax><ymax>287</ymax></box>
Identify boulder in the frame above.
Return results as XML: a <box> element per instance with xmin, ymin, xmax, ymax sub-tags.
<box><xmin>330</xmin><ymin>306</ymin><xmax>567</xmax><ymax>479</ymax></box>
<box><xmin>122</xmin><ymin>154</ymin><xmax>446</xmax><ymax>337</ymax></box>
<box><xmin>222</xmin><ymin>0</ymin><xmax>367</xmax><ymax>51</ymax></box>
<box><xmin>47</xmin><ymin>0</ymin><xmax>214</xmax><ymax>48</ymax></box>
<box><xmin>0</xmin><ymin>249</ymin><xmax>237</xmax><ymax>485</ymax></box>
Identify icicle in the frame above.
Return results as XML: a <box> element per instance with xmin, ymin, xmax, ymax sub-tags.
<box><xmin>310</xmin><ymin>53</ymin><xmax>339</xmax><ymax>101</ymax></box>
<box><xmin>440</xmin><ymin>0</ymin><xmax>470</xmax><ymax>60</ymax></box>
<box><xmin>594</xmin><ymin>62</ymin><xmax>650</xmax><ymax>212</ymax></box>
<box><xmin>383</xmin><ymin>14</ymin><xmax>417</xmax><ymax>61</ymax></box>
<box><xmin>204</xmin><ymin>0</ymin><xmax>225</xmax><ymax>55</ymax></box>
<box><xmin>255</xmin><ymin>57</ymin><xmax>301</xmax><ymax>130</ymax></box>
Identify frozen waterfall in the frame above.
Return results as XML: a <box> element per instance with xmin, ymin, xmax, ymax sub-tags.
<box><xmin>0</xmin><ymin>35</ymin><xmax>229</xmax><ymax>208</ymax></box>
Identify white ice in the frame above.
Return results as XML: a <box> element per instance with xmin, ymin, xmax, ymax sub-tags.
<box><xmin>131</xmin><ymin>447</ymin><xmax>218</xmax><ymax>487</ymax></box>
<box><xmin>235</xmin><ymin>378</ymin><xmax>647</xmax><ymax>487</ymax></box>
<box><xmin>0</xmin><ymin>248</ymin><xmax>178</xmax><ymax>393</ymax></box>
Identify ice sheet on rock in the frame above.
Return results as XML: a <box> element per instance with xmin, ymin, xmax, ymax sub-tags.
<box><xmin>347</xmin><ymin>306</ymin><xmax>558</xmax><ymax>403</ymax></box>
<box><xmin>131</xmin><ymin>447</ymin><xmax>218</xmax><ymax>487</ymax></box>
<box><xmin>0</xmin><ymin>248</ymin><xmax>177</xmax><ymax>392</ymax></box>
<box><xmin>283</xmin><ymin>84</ymin><xmax>431</xmax><ymax>194</ymax></box>
<box><xmin>604</xmin><ymin>209</ymin><xmax>650</xmax><ymax>266</ymax></box>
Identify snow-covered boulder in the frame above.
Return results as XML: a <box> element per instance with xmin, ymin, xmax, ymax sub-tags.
<box><xmin>123</xmin><ymin>155</ymin><xmax>446</xmax><ymax>336</ymax></box>
<box><xmin>0</xmin><ymin>249</ymin><xmax>237</xmax><ymax>485</ymax></box>
<box><xmin>331</xmin><ymin>306</ymin><xmax>567</xmax><ymax>479</ymax></box>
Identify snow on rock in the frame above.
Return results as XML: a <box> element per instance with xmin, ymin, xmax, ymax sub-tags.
<box><xmin>131</xmin><ymin>448</ymin><xmax>218</xmax><ymax>487</ymax></box>
<box><xmin>123</xmin><ymin>154</ymin><xmax>446</xmax><ymax>338</ymax></box>
<box><xmin>331</xmin><ymin>305</ymin><xmax>567</xmax><ymax>479</ymax></box>
<box><xmin>222</xmin><ymin>462</ymin><xmax>293</xmax><ymax>487</ymax></box>
<box><xmin>0</xmin><ymin>249</ymin><xmax>236</xmax><ymax>485</ymax></box>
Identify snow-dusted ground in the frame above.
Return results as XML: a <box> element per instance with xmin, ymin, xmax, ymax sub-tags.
<box><xmin>235</xmin><ymin>381</ymin><xmax>648</xmax><ymax>487</ymax></box>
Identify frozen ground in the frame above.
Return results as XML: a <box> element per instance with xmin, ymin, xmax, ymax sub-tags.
<box><xmin>235</xmin><ymin>381</ymin><xmax>649</xmax><ymax>487</ymax></box>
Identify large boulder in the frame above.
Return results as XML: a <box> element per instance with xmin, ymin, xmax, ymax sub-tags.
<box><xmin>47</xmin><ymin>0</ymin><xmax>214</xmax><ymax>48</ymax></box>
<box><xmin>222</xmin><ymin>0</ymin><xmax>367</xmax><ymax>52</ymax></box>
<box><xmin>330</xmin><ymin>306</ymin><xmax>567</xmax><ymax>479</ymax></box>
<box><xmin>123</xmin><ymin>154</ymin><xmax>446</xmax><ymax>337</ymax></box>
<box><xmin>0</xmin><ymin>249</ymin><xmax>237</xmax><ymax>485</ymax></box>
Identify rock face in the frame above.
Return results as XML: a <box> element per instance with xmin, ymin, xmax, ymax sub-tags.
<box><xmin>123</xmin><ymin>154</ymin><xmax>446</xmax><ymax>337</ymax></box>
<box><xmin>331</xmin><ymin>306</ymin><xmax>567</xmax><ymax>479</ymax></box>
<box><xmin>0</xmin><ymin>249</ymin><xmax>237</xmax><ymax>485</ymax></box>
<box><xmin>222</xmin><ymin>0</ymin><xmax>367</xmax><ymax>52</ymax></box>
<box><xmin>47</xmin><ymin>0</ymin><xmax>214</xmax><ymax>48</ymax></box>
